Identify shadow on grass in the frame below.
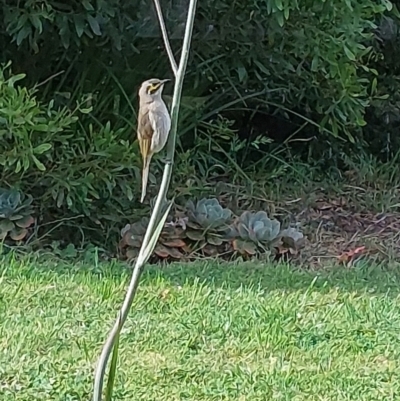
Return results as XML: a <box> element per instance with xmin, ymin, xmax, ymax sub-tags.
<box><xmin>2</xmin><ymin>252</ymin><xmax>400</xmax><ymax>296</ymax></box>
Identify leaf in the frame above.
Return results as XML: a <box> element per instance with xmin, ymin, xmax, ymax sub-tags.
<box><xmin>80</xmin><ymin>107</ymin><xmax>93</xmax><ymax>114</ymax></box>
<box><xmin>161</xmin><ymin>239</ymin><xmax>186</xmax><ymax>248</ymax></box>
<box><xmin>280</xmin><ymin>228</ymin><xmax>305</xmax><ymax>250</ymax></box>
<box><xmin>56</xmin><ymin>190</ymin><xmax>65</xmax><ymax>208</ymax></box>
<box><xmin>155</xmin><ymin>245</ymin><xmax>183</xmax><ymax>259</ymax></box>
<box><xmin>186</xmin><ymin>220</ymin><xmax>200</xmax><ymax>229</ymax></box>
<box><xmin>33</xmin><ymin>143</ymin><xmax>52</xmax><ymax>154</ymax></box>
<box><xmin>73</xmin><ymin>14</ymin><xmax>86</xmax><ymax>38</ymax></box>
<box><xmin>239</xmin><ymin>211</ymin><xmax>252</xmax><ymax>227</ymax></box>
<box><xmin>253</xmin><ymin>60</ymin><xmax>270</xmax><ymax>76</ymax></box>
<box><xmin>32</xmin><ymin>155</ymin><xmax>46</xmax><ymax>171</ymax></box>
<box><xmin>0</xmin><ymin>220</ymin><xmax>14</xmax><ymax>235</ymax></box>
<box><xmin>356</xmin><ymin>115</ymin><xmax>367</xmax><ymax>127</ymax></box>
<box><xmin>87</xmin><ymin>15</ymin><xmax>102</xmax><ymax>36</ymax></box>
<box><xmin>123</xmin><ymin>233</ymin><xmax>142</xmax><ymax>248</ymax></box>
<box><xmin>237</xmin><ymin>66</ymin><xmax>247</xmax><ymax>83</ymax></box>
<box><xmin>344</xmin><ymin>0</ymin><xmax>353</xmax><ymax>10</ymax></box>
<box><xmin>311</xmin><ymin>56</ymin><xmax>319</xmax><ymax>72</ymax></box>
<box><xmin>126</xmin><ymin>249</ymin><xmax>138</xmax><ymax>260</ymax></box>
<box><xmin>203</xmin><ymin>244</ymin><xmax>219</xmax><ymax>256</ymax></box>
<box><xmin>207</xmin><ymin>235</ymin><xmax>223</xmax><ymax>246</ymax></box>
<box><xmin>274</xmin><ymin>0</ymin><xmax>284</xmax><ymax>11</ymax></box>
<box><xmin>16</xmin><ymin>26</ymin><xmax>31</xmax><ymax>46</ymax></box>
<box><xmin>126</xmin><ymin>186</ymin><xmax>133</xmax><ymax>202</ymax></box>
<box><xmin>59</xmin><ymin>17</ymin><xmax>71</xmax><ymax>49</ymax></box>
<box><xmin>186</xmin><ymin>230</ymin><xmax>205</xmax><ymax>241</ymax></box>
<box><xmin>7</xmin><ymin>73</ymin><xmax>26</xmax><ymax>87</ymax></box>
<box><xmin>167</xmin><ymin>247</ymin><xmax>185</xmax><ymax>259</ymax></box>
<box><xmin>9</xmin><ymin>214</ymin><xmax>24</xmax><ymax>221</ymax></box>
<box><xmin>242</xmin><ymin>241</ymin><xmax>257</xmax><ymax>255</ymax></box>
<box><xmin>10</xmin><ymin>227</ymin><xmax>28</xmax><ymax>241</ymax></box>
<box><xmin>82</xmin><ymin>0</ymin><xmax>95</xmax><ymax>11</ymax></box>
<box><xmin>343</xmin><ymin>46</ymin><xmax>356</xmax><ymax>61</ymax></box>
<box><xmin>16</xmin><ymin>215</ymin><xmax>35</xmax><ymax>228</ymax></box>
<box><xmin>383</xmin><ymin>0</ymin><xmax>393</xmax><ymax>11</ymax></box>
<box><xmin>270</xmin><ymin>219</ymin><xmax>281</xmax><ymax>240</ymax></box>
<box><xmin>30</xmin><ymin>15</ymin><xmax>43</xmax><ymax>33</ymax></box>
<box><xmin>338</xmin><ymin>246</ymin><xmax>366</xmax><ymax>264</ymax></box>
<box><xmin>233</xmin><ymin>239</ymin><xmax>257</xmax><ymax>255</ymax></box>
<box><xmin>276</xmin><ymin>12</ymin><xmax>284</xmax><ymax>28</ymax></box>
<box><xmin>284</xmin><ymin>6</ymin><xmax>290</xmax><ymax>19</ymax></box>
<box><xmin>371</xmin><ymin>77</ymin><xmax>377</xmax><ymax>95</ymax></box>
<box><xmin>154</xmin><ymin>245</ymin><xmax>170</xmax><ymax>258</ymax></box>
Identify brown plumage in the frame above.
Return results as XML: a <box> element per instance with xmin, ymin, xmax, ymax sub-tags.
<box><xmin>137</xmin><ymin>78</ymin><xmax>171</xmax><ymax>203</ymax></box>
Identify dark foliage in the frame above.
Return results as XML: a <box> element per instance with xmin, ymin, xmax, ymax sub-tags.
<box><xmin>0</xmin><ymin>0</ymin><xmax>398</xmax><ymax>251</ymax></box>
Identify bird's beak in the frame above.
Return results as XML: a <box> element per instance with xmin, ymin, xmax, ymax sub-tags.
<box><xmin>160</xmin><ymin>79</ymin><xmax>171</xmax><ymax>84</ymax></box>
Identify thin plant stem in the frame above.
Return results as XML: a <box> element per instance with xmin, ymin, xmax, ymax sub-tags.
<box><xmin>165</xmin><ymin>0</ymin><xmax>197</xmax><ymax>162</ymax></box>
<box><xmin>153</xmin><ymin>0</ymin><xmax>178</xmax><ymax>76</ymax></box>
<box><xmin>162</xmin><ymin>0</ymin><xmax>197</xmax><ymax>193</ymax></box>
<box><xmin>91</xmin><ymin>0</ymin><xmax>197</xmax><ymax>399</ymax></box>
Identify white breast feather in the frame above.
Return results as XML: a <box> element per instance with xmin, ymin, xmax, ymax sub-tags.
<box><xmin>149</xmin><ymin>102</ymin><xmax>171</xmax><ymax>153</ymax></box>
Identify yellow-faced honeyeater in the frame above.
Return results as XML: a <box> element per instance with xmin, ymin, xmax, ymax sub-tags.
<box><xmin>137</xmin><ymin>78</ymin><xmax>171</xmax><ymax>203</ymax></box>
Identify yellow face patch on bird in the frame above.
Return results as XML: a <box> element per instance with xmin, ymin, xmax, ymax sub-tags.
<box><xmin>147</xmin><ymin>82</ymin><xmax>162</xmax><ymax>95</ymax></box>
<box><xmin>145</xmin><ymin>79</ymin><xmax>171</xmax><ymax>95</ymax></box>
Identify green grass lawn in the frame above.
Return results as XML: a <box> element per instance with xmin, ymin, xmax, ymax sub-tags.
<box><xmin>1</xmin><ymin>255</ymin><xmax>400</xmax><ymax>400</ymax></box>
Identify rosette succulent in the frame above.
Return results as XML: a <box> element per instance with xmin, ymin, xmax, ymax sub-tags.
<box><xmin>231</xmin><ymin>211</ymin><xmax>281</xmax><ymax>255</ymax></box>
<box><xmin>185</xmin><ymin>198</ymin><xmax>233</xmax><ymax>255</ymax></box>
<box><xmin>0</xmin><ymin>188</ymin><xmax>35</xmax><ymax>241</ymax></box>
<box><xmin>279</xmin><ymin>227</ymin><xmax>305</xmax><ymax>254</ymax></box>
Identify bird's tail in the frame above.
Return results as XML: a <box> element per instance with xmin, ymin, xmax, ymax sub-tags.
<box><xmin>141</xmin><ymin>155</ymin><xmax>152</xmax><ymax>203</ymax></box>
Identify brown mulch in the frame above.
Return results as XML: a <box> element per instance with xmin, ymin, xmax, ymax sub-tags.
<box><xmin>276</xmin><ymin>193</ymin><xmax>400</xmax><ymax>267</ymax></box>
<box><xmin>213</xmin><ymin>182</ymin><xmax>400</xmax><ymax>267</ymax></box>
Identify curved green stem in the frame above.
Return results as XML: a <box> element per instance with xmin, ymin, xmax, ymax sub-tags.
<box><xmin>91</xmin><ymin>1</ymin><xmax>197</xmax><ymax>400</ymax></box>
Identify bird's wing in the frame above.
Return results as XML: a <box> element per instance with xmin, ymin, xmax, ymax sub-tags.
<box><xmin>148</xmin><ymin>108</ymin><xmax>171</xmax><ymax>153</ymax></box>
<box><xmin>137</xmin><ymin>108</ymin><xmax>153</xmax><ymax>159</ymax></box>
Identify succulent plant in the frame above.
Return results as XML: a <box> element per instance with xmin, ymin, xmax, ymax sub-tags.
<box><xmin>186</xmin><ymin>198</ymin><xmax>232</xmax><ymax>229</ymax></box>
<box><xmin>185</xmin><ymin>198</ymin><xmax>233</xmax><ymax>255</ymax></box>
<box><xmin>231</xmin><ymin>211</ymin><xmax>281</xmax><ymax>256</ymax></box>
<box><xmin>279</xmin><ymin>227</ymin><xmax>305</xmax><ymax>254</ymax></box>
<box><xmin>119</xmin><ymin>217</ymin><xmax>187</xmax><ymax>261</ymax></box>
<box><xmin>0</xmin><ymin>188</ymin><xmax>35</xmax><ymax>241</ymax></box>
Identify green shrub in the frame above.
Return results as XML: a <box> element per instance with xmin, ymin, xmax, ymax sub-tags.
<box><xmin>0</xmin><ymin>62</ymin><xmax>140</xmax><ymax>221</ymax></box>
<box><xmin>0</xmin><ymin>0</ymin><xmax>392</xmax><ymax>145</ymax></box>
<box><xmin>0</xmin><ymin>0</ymin><xmax>398</xmax><ymax>249</ymax></box>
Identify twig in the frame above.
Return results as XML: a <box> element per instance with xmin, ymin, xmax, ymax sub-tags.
<box><xmin>91</xmin><ymin>0</ymin><xmax>197</xmax><ymax>399</ymax></box>
<box><xmin>153</xmin><ymin>0</ymin><xmax>178</xmax><ymax>76</ymax></box>
<box><xmin>35</xmin><ymin>70</ymin><xmax>65</xmax><ymax>88</ymax></box>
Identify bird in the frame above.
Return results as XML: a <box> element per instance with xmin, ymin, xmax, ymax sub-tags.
<box><xmin>137</xmin><ymin>78</ymin><xmax>171</xmax><ymax>203</ymax></box>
